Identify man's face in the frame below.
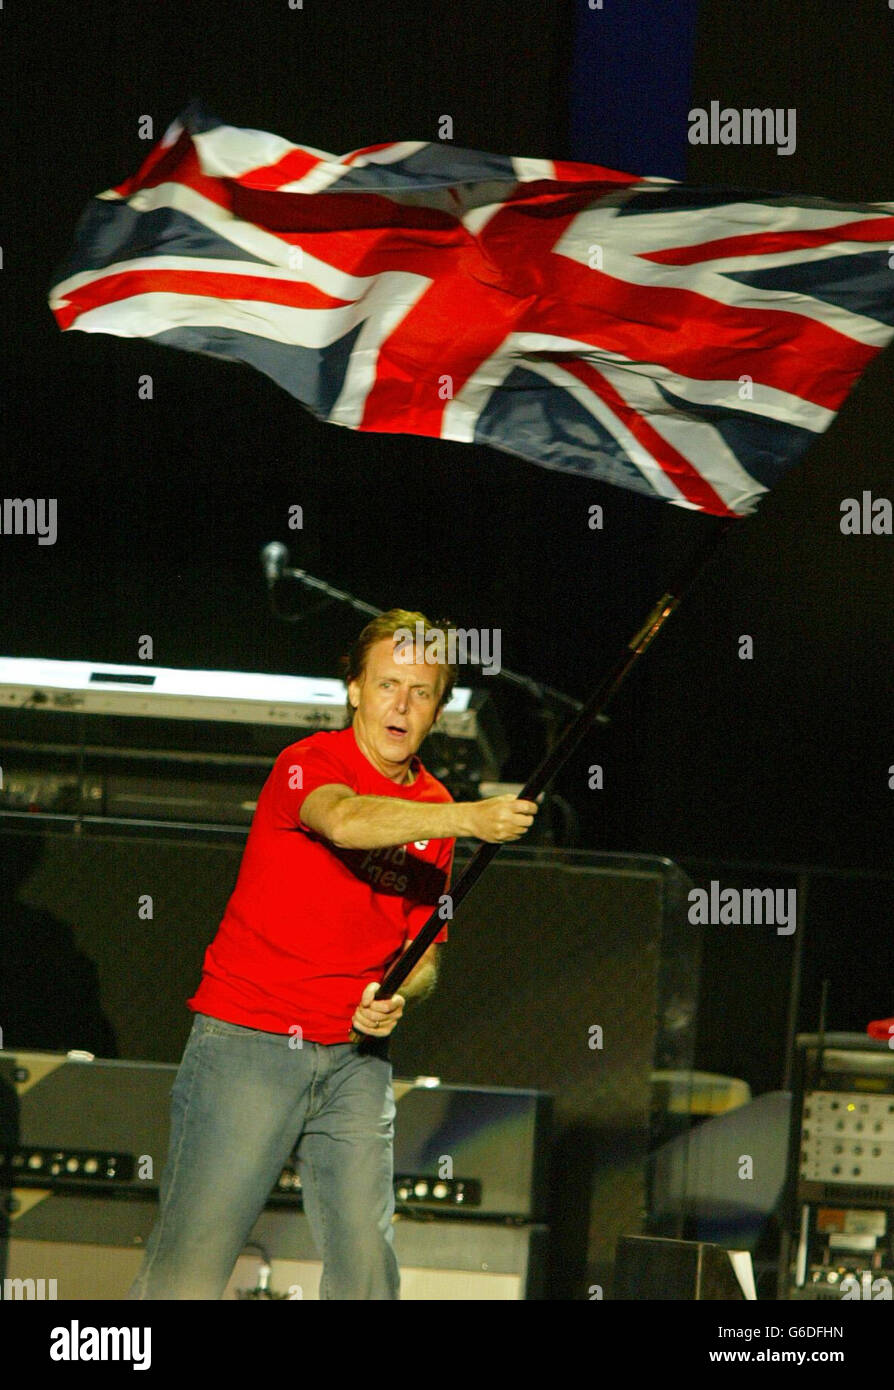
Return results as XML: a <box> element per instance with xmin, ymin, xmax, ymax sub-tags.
<box><xmin>348</xmin><ymin>635</ymin><xmax>444</xmax><ymax>779</ymax></box>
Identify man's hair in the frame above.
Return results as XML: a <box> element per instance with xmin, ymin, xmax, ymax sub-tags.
<box><xmin>339</xmin><ymin>608</ymin><xmax>458</xmax><ymax>717</ymax></box>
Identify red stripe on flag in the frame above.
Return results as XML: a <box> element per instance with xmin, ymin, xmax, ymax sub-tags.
<box><xmin>110</xmin><ymin>126</ymin><xmax>194</xmax><ymax>199</ymax></box>
<box><xmin>111</xmin><ymin>139</ymin><xmax>235</xmax><ymax>214</ymax></box>
<box><xmin>560</xmin><ymin>357</ymin><xmax>739</xmax><ymax>516</ymax></box>
<box><xmin>551</xmin><ymin>159</ymin><xmax>641</xmax><ymax>185</ymax></box>
<box><xmin>235</xmin><ymin>147</ymin><xmax>327</xmax><ymax>191</ymax></box>
<box><xmin>232</xmin><ymin>183</ymin><xmax>458</xmax><ymax>234</ymax></box>
<box><xmin>358</xmin><ymin>259</ymin><xmax>516</xmax><ymax>435</ymax></box>
<box><xmin>536</xmin><ymin>262</ymin><xmax>877</xmax><ymax>410</ymax></box>
<box><xmin>53</xmin><ymin>267</ymin><xmax>352</xmax><ymax>329</ymax></box>
<box><xmin>236</xmin><ymin>141</ymin><xmax>402</xmax><ymax>191</ymax></box>
<box><xmin>644</xmin><ymin>215</ymin><xmax>894</xmax><ymax>265</ymax></box>
<box><xmin>473</xmin><ymin>196</ymin><xmax>878</xmax><ymax>411</ymax></box>
<box><xmin>342</xmin><ymin>142</ymin><xmax>403</xmax><ymax>166</ymax></box>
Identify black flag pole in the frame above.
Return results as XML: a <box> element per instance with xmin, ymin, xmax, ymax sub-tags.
<box><xmin>350</xmin><ymin>513</ymin><xmax>738</xmax><ymax>1044</ymax></box>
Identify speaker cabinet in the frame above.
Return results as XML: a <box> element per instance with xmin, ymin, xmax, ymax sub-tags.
<box><xmin>0</xmin><ymin>822</ymin><xmax>698</xmax><ymax>1297</ymax></box>
<box><xmin>6</xmin><ymin>1210</ymin><xmax>548</xmax><ymax>1300</ymax></box>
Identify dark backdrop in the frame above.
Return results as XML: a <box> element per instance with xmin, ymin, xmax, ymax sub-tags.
<box><xmin>2</xmin><ymin>2</ymin><xmax>893</xmax><ymax>1054</ymax></box>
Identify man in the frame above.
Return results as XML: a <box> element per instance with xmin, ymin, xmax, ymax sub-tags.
<box><xmin>128</xmin><ymin>608</ymin><xmax>538</xmax><ymax>1300</ymax></box>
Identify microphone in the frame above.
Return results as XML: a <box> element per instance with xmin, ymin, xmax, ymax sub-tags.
<box><xmin>260</xmin><ymin>541</ymin><xmax>289</xmax><ymax>588</ymax></box>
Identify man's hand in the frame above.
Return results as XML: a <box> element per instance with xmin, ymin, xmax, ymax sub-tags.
<box><xmin>352</xmin><ymin>981</ymin><xmax>406</xmax><ymax>1037</ymax></box>
<box><xmin>463</xmin><ymin>792</ymin><xmax>539</xmax><ymax>843</ymax></box>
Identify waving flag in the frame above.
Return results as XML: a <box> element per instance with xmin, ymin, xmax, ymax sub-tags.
<box><xmin>49</xmin><ymin>102</ymin><xmax>894</xmax><ymax>517</ymax></box>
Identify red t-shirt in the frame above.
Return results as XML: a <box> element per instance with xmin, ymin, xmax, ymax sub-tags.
<box><xmin>188</xmin><ymin>725</ymin><xmax>453</xmax><ymax>1043</ymax></box>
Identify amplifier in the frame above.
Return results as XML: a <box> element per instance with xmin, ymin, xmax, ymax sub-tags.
<box><xmin>0</xmin><ymin>1049</ymin><xmax>551</xmax><ymax>1223</ymax></box>
<box><xmin>0</xmin><ymin>831</ymin><xmax>697</xmax><ymax>1296</ymax></box>
<box><xmin>5</xmin><ymin>1212</ymin><xmax>548</xmax><ymax>1300</ymax></box>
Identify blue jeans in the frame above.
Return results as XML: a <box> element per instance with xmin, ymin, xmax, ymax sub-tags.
<box><xmin>127</xmin><ymin>1013</ymin><xmax>399</xmax><ymax>1300</ymax></box>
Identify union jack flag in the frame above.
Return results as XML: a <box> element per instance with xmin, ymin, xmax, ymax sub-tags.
<box><xmin>49</xmin><ymin>102</ymin><xmax>894</xmax><ymax>517</ymax></box>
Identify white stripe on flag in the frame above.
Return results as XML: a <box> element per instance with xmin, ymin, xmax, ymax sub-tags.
<box><xmin>511</xmin><ymin>157</ymin><xmax>556</xmax><ymax>182</ymax></box>
<box><xmin>49</xmin><ymin>253</ymin><xmax>368</xmax><ymax>309</ymax></box>
<box><xmin>553</xmin><ymin>203</ymin><xmax>892</xmax><ymax>348</ymax></box>
<box><xmin>442</xmin><ymin>337</ymin><xmax>692</xmax><ymax>507</ymax></box>
<box><xmin>345</xmin><ymin>142</ymin><xmax>429</xmax><ymax>166</ymax></box>
<box><xmin>192</xmin><ymin>124</ymin><xmax>318</xmax><ymax>179</ymax></box>
<box><xmin>504</xmin><ymin>356</ymin><xmax>703</xmax><ymax>506</ymax></box>
<box><xmin>326</xmin><ymin>275</ymin><xmax>434</xmax><ymax>428</ymax></box>
<box><xmin>582</xmin><ymin>353</ymin><xmax>770</xmax><ymax>513</ymax></box>
<box><xmin>64</xmin><ymin>269</ymin><xmax>429</xmax><ymax>351</ymax></box>
<box><xmin>544</xmin><ymin>342</ymin><xmax>833</xmax><ymax>435</ymax></box>
<box><xmin>439</xmin><ymin>325</ymin><xmax>830</xmax><ymax>452</ymax></box>
<box><xmin>603</xmin><ymin>183</ymin><xmax>894</xmax><ymax>253</ymax></box>
<box><xmin>160</xmin><ymin>118</ymin><xmax>184</xmax><ymax>150</ymax></box>
<box><xmin>444</xmin><ymin>329</ymin><xmax>770</xmax><ymax>512</ymax></box>
<box><xmin>273</xmin><ymin>142</ymin><xmax>430</xmax><ymax>194</ymax></box>
<box><xmin>66</xmin><ymin>181</ymin><xmax>372</xmax><ymax>301</ymax></box>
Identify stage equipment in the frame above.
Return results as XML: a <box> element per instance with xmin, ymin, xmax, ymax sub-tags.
<box><xmin>0</xmin><ymin>656</ymin><xmax>507</xmax><ymax>816</ymax></box>
<box><xmin>4</xmin><ymin>1214</ymin><xmax>547</xmax><ymax>1301</ymax></box>
<box><xmin>778</xmin><ymin>1032</ymin><xmax>894</xmax><ymax>1300</ymax></box>
<box><xmin>0</xmin><ymin>1050</ymin><xmax>550</xmax><ymax>1300</ymax></box>
<box><xmin>387</xmin><ymin>845</ymin><xmax>701</xmax><ymax>1297</ymax></box>
<box><xmin>0</xmin><ymin>813</ymin><xmax>700</xmax><ymax>1297</ymax></box>
<box><xmin>0</xmin><ymin>1050</ymin><xmax>550</xmax><ymax>1219</ymax></box>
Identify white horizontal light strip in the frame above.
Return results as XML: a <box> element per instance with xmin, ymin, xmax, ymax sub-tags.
<box><xmin>0</xmin><ymin>658</ymin><xmax>472</xmax><ymax>712</ymax></box>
